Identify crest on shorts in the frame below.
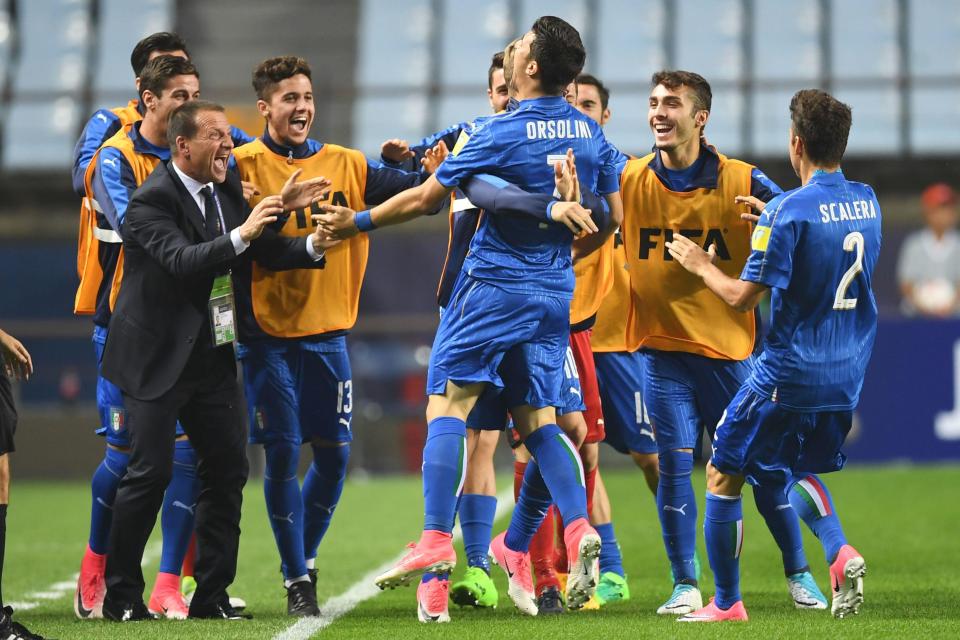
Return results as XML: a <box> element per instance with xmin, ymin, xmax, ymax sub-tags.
<box><xmin>110</xmin><ymin>407</ymin><xmax>124</xmax><ymax>432</ymax></box>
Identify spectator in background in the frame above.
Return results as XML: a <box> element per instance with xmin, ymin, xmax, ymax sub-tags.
<box><xmin>897</xmin><ymin>183</ymin><xmax>960</xmax><ymax>317</ymax></box>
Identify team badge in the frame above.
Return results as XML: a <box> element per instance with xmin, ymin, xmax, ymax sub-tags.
<box><xmin>110</xmin><ymin>407</ymin><xmax>124</xmax><ymax>432</ymax></box>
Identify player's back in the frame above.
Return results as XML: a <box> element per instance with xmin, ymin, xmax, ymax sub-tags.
<box><xmin>748</xmin><ymin>170</ymin><xmax>882</xmax><ymax>411</ymax></box>
<box><xmin>435</xmin><ymin>95</ymin><xmax>619</xmax><ymax>299</ymax></box>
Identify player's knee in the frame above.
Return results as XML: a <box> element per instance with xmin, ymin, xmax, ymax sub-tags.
<box><xmin>705</xmin><ymin>461</ymin><xmax>743</xmax><ymax>496</ymax></box>
<box><xmin>309</xmin><ymin>440</ymin><xmax>349</xmax><ymax>482</ymax></box>
<box><xmin>264</xmin><ymin>439</ymin><xmax>300</xmax><ymax>481</ymax></box>
<box><xmin>659</xmin><ymin>448</ymin><xmax>694</xmax><ymax>478</ymax></box>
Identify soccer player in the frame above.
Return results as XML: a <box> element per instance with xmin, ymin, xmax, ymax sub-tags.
<box><xmin>570</xmin><ymin>72</ymin><xmax>637</xmax><ymax>606</ymax></box>
<box><xmin>74</xmin><ymin>56</ymin><xmax>205</xmax><ymax>620</ymax></box>
<box><xmin>72</xmin><ymin>32</ymin><xmax>252</xmax><ymax>197</ymax></box>
<box><xmin>230</xmin><ymin>56</ymin><xmax>435</xmax><ymax>617</ymax></box>
<box><xmin>619</xmin><ymin>70</ymin><xmax>830</xmax><ymax>614</ymax></box>
<box><xmin>316</xmin><ymin>16</ymin><xmax>622</xmax><ymax>614</ymax></box>
<box><xmin>670</xmin><ymin>88</ymin><xmax>877</xmax><ymax>622</ymax></box>
<box><xmin>0</xmin><ymin>329</ymin><xmax>48</xmax><ymax>639</ymax></box>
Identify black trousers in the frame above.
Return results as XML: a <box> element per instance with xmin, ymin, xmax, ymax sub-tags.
<box><xmin>104</xmin><ymin>344</ymin><xmax>248</xmax><ymax>608</ymax></box>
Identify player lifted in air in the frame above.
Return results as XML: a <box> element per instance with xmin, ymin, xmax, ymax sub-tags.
<box><xmin>316</xmin><ymin>15</ymin><xmax>623</xmax><ymax>617</ymax></box>
<box><xmin>670</xmin><ymin>88</ymin><xmax>877</xmax><ymax>623</ymax></box>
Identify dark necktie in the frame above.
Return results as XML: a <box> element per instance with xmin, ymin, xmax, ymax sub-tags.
<box><xmin>200</xmin><ymin>186</ymin><xmax>222</xmax><ymax>237</ymax></box>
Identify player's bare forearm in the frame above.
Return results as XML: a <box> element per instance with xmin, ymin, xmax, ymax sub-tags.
<box><xmin>572</xmin><ymin>192</ymin><xmax>621</xmax><ymax>260</ymax></box>
<box><xmin>371</xmin><ymin>174</ymin><xmax>451</xmax><ymax>228</ymax></box>
<box><xmin>700</xmin><ymin>264</ymin><xmax>766</xmax><ymax>312</ymax></box>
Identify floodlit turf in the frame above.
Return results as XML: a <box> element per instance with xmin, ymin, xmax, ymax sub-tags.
<box><xmin>7</xmin><ymin>464</ymin><xmax>960</xmax><ymax>639</ymax></box>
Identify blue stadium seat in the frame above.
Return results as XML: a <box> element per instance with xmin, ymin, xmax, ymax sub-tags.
<box><xmin>1</xmin><ymin>97</ymin><xmax>81</xmax><ymax>169</ymax></box>
<box><xmin>435</xmin><ymin>93</ymin><xmax>492</xmax><ymax>135</ymax></box>
<box><xmin>518</xmin><ymin>0</ymin><xmax>588</xmax><ymax>37</ymax></box>
<box><xmin>92</xmin><ymin>0</ymin><xmax>174</xmax><ymax>108</ymax></box>
<box><xmin>910</xmin><ymin>0</ymin><xmax>960</xmax><ymax>77</ymax></box>
<box><xmin>10</xmin><ymin>0</ymin><xmax>91</xmax><ymax>95</ymax></box>
<box><xmin>751</xmin><ymin>88</ymin><xmax>798</xmax><ymax>157</ymax></box>
<box><xmin>353</xmin><ymin>95</ymin><xmax>429</xmax><ymax>157</ymax></box>
<box><xmin>832</xmin><ymin>87</ymin><xmax>899</xmax><ymax>155</ymax></box>
<box><xmin>357</xmin><ymin>0</ymin><xmax>432</xmax><ymax>89</ymax></box>
<box><xmin>910</xmin><ymin>87</ymin><xmax>960</xmax><ymax>153</ymax></box>
<box><xmin>675</xmin><ymin>0</ymin><xmax>743</xmax><ymax>83</ymax></box>
<box><xmin>831</xmin><ymin>0</ymin><xmax>898</xmax><ymax>80</ymax></box>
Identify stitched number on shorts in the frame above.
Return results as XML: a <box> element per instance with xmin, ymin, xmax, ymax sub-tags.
<box><xmin>337</xmin><ymin>380</ymin><xmax>353</xmax><ymax>414</ymax></box>
<box><xmin>563</xmin><ymin>347</ymin><xmax>580</xmax><ymax>380</ymax></box>
<box><xmin>633</xmin><ymin>391</ymin><xmax>649</xmax><ymax>424</ymax></box>
<box><xmin>833</xmin><ymin>231</ymin><xmax>865</xmax><ymax>311</ymax></box>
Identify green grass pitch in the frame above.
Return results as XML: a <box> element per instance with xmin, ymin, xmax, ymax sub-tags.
<box><xmin>7</xmin><ymin>464</ymin><xmax>959</xmax><ymax>639</ymax></box>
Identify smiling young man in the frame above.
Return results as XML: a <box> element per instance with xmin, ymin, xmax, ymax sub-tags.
<box><xmin>670</xmin><ymin>89</ymin><xmax>877</xmax><ymax>623</ymax></box>
<box><xmin>619</xmin><ymin>70</ymin><xmax>834</xmax><ymax>615</ymax></box>
<box><xmin>74</xmin><ymin>55</ymin><xmax>209</xmax><ymax>621</ymax></box>
<box><xmin>230</xmin><ymin>56</ymin><xmax>432</xmax><ymax>617</ymax></box>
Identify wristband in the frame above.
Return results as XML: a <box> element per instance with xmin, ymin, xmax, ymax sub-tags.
<box><xmin>355</xmin><ymin>209</ymin><xmax>377</xmax><ymax>232</ymax></box>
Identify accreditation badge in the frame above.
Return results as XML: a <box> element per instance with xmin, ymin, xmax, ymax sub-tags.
<box><xmin>208</xmin><ymin>273</ymin><xmax>237</xmax><ymax>347</ymax></box>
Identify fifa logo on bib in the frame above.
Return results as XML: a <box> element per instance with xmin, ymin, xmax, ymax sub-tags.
<box><xmin>110</xmin><ymin>407</ymin><xmax>124</xmax><ymax>432</ymax></box>
<box><xmin>637</xmin><ymin>227</ymin><xmax>731</xmax><ymax>261</ymax></box>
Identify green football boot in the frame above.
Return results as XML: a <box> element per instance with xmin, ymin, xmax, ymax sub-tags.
<box><xmin>450</xmin><ymin>566</ymin><xmax>499</xmax><ymax>608</ymax></box>
<box><xmin>594</xmin><ymin>571</ymin><xmax>630</xmax><ymax>605</ymax></box>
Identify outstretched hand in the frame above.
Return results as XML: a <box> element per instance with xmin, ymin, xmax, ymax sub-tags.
<box><xmin>313</xmin><ymin>204</ymin><xmax>359</xmax><ymax>240</ymax></box>
<box><xmin>381</xmin><ymin>138</ymin><xmax>414</xmax><ymax>163</ymax></box>
<box><xmin>665</xmin><ymin>233</ymin><xmax>717</xmax><ymax>276</ymax></box>
<box><xmin>238</xmin><ymin>195</ymin><xmax>284</xmax><ymax>243</ymax></box>
<box><xmin>281</xmin><ymin>169</ymin><xmax>332</xmax><ymax>212</ymax></box>
<box><xmin>550</xmin><ymin>201</ymin><xmax>596</xmax><ymax>237</ymax></box>
<box><xmin>554</xmin><ymin>148</ymin><xmax>580</xmax><ymax>202</ymax></box>
<box><xmin>734</xmin><ymin>194</ymin><xmax>767</xmax><ymax>224</ymax></box>
<box><xmin>420</xmin><ymin>140</ymin><xmax>449</xmax><ymax>174</ymax></box>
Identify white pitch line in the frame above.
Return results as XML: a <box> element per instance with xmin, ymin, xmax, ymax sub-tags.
<box><xmin>272</xmin><ymin>487</ymin><xmax>516</xmax><ymax>640</ymax></box>
<box><xmin>7</xmin><ymin>541</ymin><xmax>162</xmax><ymax>612</ymax></box>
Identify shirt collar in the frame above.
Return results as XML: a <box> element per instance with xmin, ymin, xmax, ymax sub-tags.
<box><xmin>810</xmin><ymin>168</ymin><xmax>845</xmax><ymax>185</ymax></box>
<box><xmin>518</xmin><ymin>95</ymin><xmax>567</xmax><ymax>107</ymax></box>
<box><xmin>505</xmin><ymin>97</ymin><xmax>520</xmax><ymax>112</ymax></box>
<box><xmin>170</xmin><ymin>159</ymin><xmax>213</xmax><ymax>198</ymax></box>
<box><xmin>648</xmin><ymin>141</ymin><xmax>721</xmax><ymax>190</ymax></box>
<box><xmin>129</xmin><ymin>121</ymin><xmax>171</xmax><ymax>160</ymax></box>
<box><xmin>262</xmin><ymin>127</ymin><xmax>314</xmax><ymax>159</ymax></box>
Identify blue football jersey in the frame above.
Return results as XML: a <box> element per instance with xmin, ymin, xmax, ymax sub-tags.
<box><xmin>741</xmin><ymin>170</ymin><xmax>882</xmax><ymax>411</ymax></box>
<box><xmin>433</xmin><ymin>95</ymin><xmax>621</xmax><ymax>299</ymax></box>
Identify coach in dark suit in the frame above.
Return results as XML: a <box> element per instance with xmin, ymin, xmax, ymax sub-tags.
<box><xmin>100</xmin><ymin>100</ymin><xmax>335</xmax><ymax>621</ymax></box>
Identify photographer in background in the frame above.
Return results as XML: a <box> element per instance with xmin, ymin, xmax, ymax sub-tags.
<box><xmin>897</xmin><ymin>183</ymin><xmax>960</xmax><ymax>317</ymax></box>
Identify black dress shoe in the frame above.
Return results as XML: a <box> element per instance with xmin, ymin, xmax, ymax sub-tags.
<box><xmin>286</xmin><ymin>580</ymin><xmax>321</xmax><ymax>617</ymax></box>
<box><xmin>188</xmin><ymin>600</ymin><xmax>253</xmax><ymax>620</ymax></box>
<box><xmin>102</xmin><ymin>597</ymin><xmax>155</xmax><ymax>622</ymax></box>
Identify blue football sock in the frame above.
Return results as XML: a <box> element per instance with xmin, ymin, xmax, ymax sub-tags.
<box><xmin>504</xmin><ymin>460</ymin><xmax>553</xmax><ymax>552</ymax></box>
<box><xmin>422</xmin><ymin>417</ymin><xmax>467</xmax><ymax>534</ymax></box>
<box><xmin>596</xmin><ymin>522</ymin><xmax>625</xmax><ymax>577</ymax></box>
<box><xmin>523</xmin><ymin>424</ymin><xmax>588</xmax><ymax>525</ymax></box>
<box><xmin>459</xmin><ymin>494</ymin><xmax>496</xmax><ymax>572</ymax></box>
<box><xmin>657</xmin><ymin>450</ymin><xmax>697</xmax><ymax>584</ymax></box>
<box><xmin>264</xmin><ymin>440</ymin><xmax>307</xmax><ymax>580</ymax></box>
<box><xmin>753</xmin><ymin>483</ymin><xmax>808</xmax><ymax>575</ymax></box>
<box><xmin>422</xmin><ymin>572</ymin><xmax>449</xmax><ymax>583</ymax></box>
<box><xmin>704</xmin><ymin>492</ymin><xmax>743</xmax><ymax>610</ymax></box>
<box><xmin>158</xmin><ymin>440</ymin><xmax>200</xmax><ymax>575</ymax></box>
<box><xmin>789</xmin><ymin>474</ymin><xmax>847</xmax><ymax>563</ymax></box>
<box><xmin>302</xmin><ymin>443</ymin><xmax>349</xmax><ymax>561</ymax></box>
<box><xmin>88</xmin><ymin>446</ymin><xmax>129</xmax><ymax>555</ymax></box>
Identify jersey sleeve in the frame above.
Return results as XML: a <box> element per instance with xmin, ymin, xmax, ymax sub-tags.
<box><xmin>741</xmin><ymin>193</ymin><xmax>795</xmax><ymax>290</ymax></box>
<box><xmin>380</xmin><ymin>122</ymin><xmax>467</xmax><ymax>171</ymax></box>
<box><xmin>596</xmin><ymin>132</ymin><xmax>625</xmax><ymax>195</ymax></box>
<box><xmin>72</xmin><ymin>110</ymin><xmax>121</xmax><ymax>196</ymax></box>
<box><xmin>90</xmin><ymin>147</ymin><xmax>137</xmax><ymax>232</ymax></box>
<box><xmin>363</xmin><ymin>159</ymin><xmax>424</xmax><ymax>205</ymax></box>
<box><xmin>750</xmin><ymin>166</ymin><xmax>783</xmax><ymax>202</ymax></box>
<box><xmin>433</xmin><ymin>122</ymin><xmax>499</xmax><ymax>189</ymax></box>
<box><xmin>460</xmin><ymin>174</ymin><xmax>553</xmax><ymax>220</ymax></box>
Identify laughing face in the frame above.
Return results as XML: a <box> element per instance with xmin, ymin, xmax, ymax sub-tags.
<box><xmin>258</xmin><ymin>73</ymin><xmax>314</xmax><ymax>148</ymax></box>
<box><xmin>181</xmin><ymin>109</ymin><xmax>234</xmax><ymax>184</ymax></box>
<box><xmin>648</xmin><ymin>83</ymin><xmax>706</xmax><ymax>153</ymax></box>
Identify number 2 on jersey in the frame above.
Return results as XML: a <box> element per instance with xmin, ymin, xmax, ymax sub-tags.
<box><xmin>833</xmin><ymin>231</ymin><xmax>865</xmax><ymax>310</ymax></box>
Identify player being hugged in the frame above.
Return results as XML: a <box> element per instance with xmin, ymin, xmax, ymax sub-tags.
<box><xmin>667</xmin><ymin>89</ymin><xmax>880</xmax><ymax>622</ymax></box>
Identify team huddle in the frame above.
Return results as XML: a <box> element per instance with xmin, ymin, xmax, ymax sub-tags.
<box><xmin>69</xmin><ymin>14</ymin><xmax>880</xmax><ymax>629</ymax></box>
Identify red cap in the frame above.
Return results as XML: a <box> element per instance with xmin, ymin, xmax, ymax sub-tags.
<box><xmin>922</xmin><ymin>183</ymin><xmax>957</xmax><ymax>209</ymax></box>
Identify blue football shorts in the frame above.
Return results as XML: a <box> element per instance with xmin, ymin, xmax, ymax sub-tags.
<box><xmin>594</xmin><ymin>350</ymin><xmax>657</xmax><ymax>455</ymax></box>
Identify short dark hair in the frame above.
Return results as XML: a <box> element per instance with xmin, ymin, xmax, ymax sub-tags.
<box><xmin>529</xmin><ymin>16</ymin><xmax>586</xmax><ymax>95</ymax></box>
<box><xmin>789</xmin><ymin>89</ymin><xmax>852</xmax><ymax>166</ymax></box>
<box><xmin>487</xmin><ymin>51</ymin><xmax>504</xmax><ymax>90</ymax></box>
<box><xmin>138</xmin><ymin>56</ymin><xmax>198</xmax><ymax>103</ymax></box>
<box><xmin>167</xmin><ymin>100</ymin><xmax>225</xmax><ymax>151</ymax></box>
<box><xmin>252</xmin><ymin>56</ymin><xmax>312</xmax><ymax>101</ymax></box>
<box><xmin>130</xmin><ymin>32</ymin><xmax>189</xmax><ymax>76</ymax></box>
<box><xmin>576</xmin><ymin>73</ymin><xmax>610</xmax><ymax>110</ymax></box>
<box><xmin>651</xmin><ymin>70</ymin><xmax>712</xmax><ymax>113</ymax></box>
